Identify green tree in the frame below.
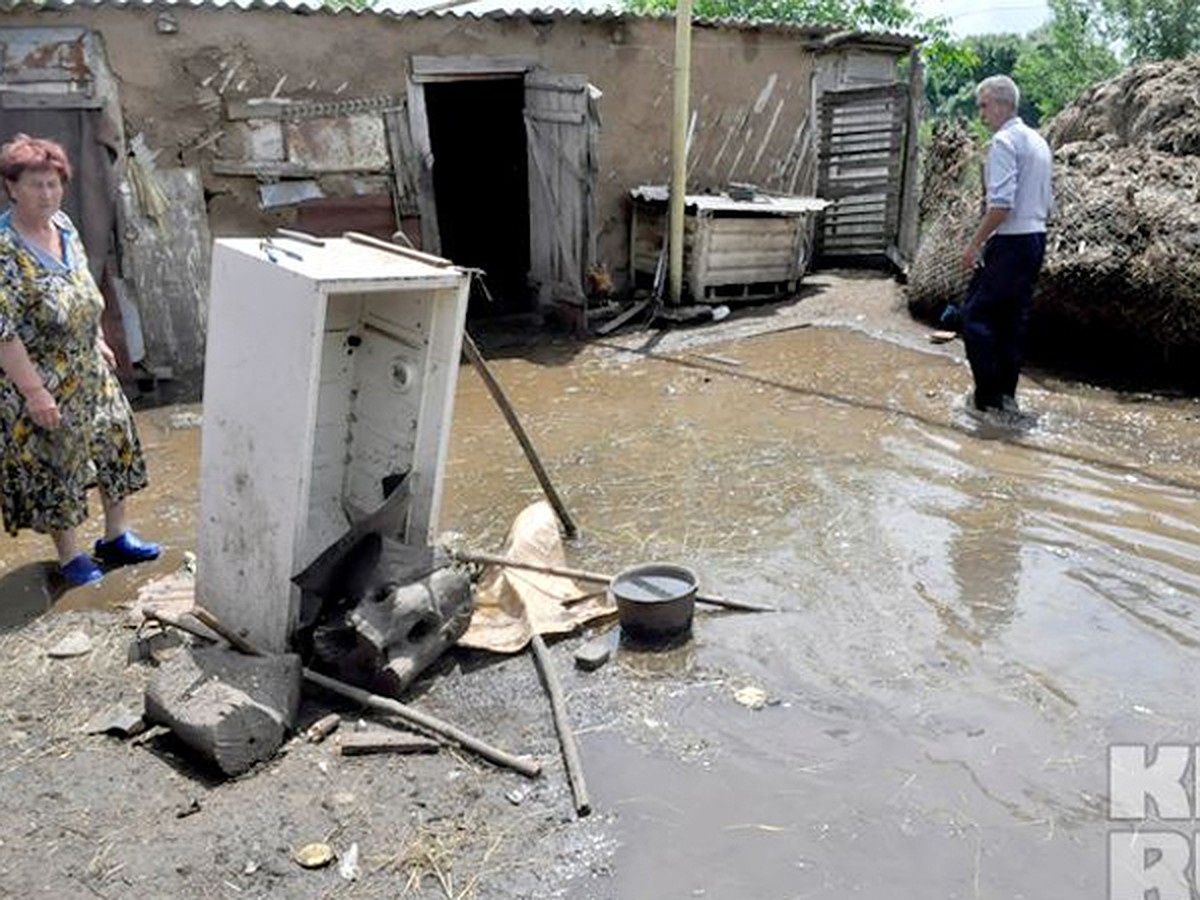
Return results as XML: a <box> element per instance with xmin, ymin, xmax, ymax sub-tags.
<box><xmin>1094</xmin><ymin>0</ymin><xmax>1200</xmax><ymax>60</ymax></box>
<box><xmin>623</xmin><ymin>0</ymin><xmax>973</xmax><ymax>103</ymax></box>
<box><xmin>924</xmin><ymin>33</ymin><xmax>1040</xmax><ymax>124</ymax></box>
<box><xmin>1014</xmin><ymin>0</ymin><xmax>1120</xmax><ymax>119</ymax></box>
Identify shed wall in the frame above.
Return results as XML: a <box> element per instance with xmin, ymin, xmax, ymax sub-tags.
<box><xmin>4</xmin><ymin>8</ymin><xmax>828</xmax><ymax>290</ymax></box>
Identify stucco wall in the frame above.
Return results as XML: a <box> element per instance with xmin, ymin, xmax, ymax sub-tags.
<box><xmin>3</xmin><ymin>9</ymin><xmax>900</xmax><ymax>291</ymax></box>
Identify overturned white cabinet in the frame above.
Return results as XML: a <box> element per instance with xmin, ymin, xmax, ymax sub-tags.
<box><xmin>198</xmin><ymin>236</ymin><xmax>470</xmax><ymax>652</ymax></box>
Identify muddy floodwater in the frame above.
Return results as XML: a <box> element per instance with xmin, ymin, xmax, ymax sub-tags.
<box><xmin>2</xmin><ymin>302</ymin><xmax>1198</xmax><ymax>897</ymax></box>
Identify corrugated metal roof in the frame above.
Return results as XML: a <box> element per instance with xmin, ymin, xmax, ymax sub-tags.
<box><xmin>0</xmin><ymin>0</ymin><xmax>922</xmax><ymax>43</ymax></box>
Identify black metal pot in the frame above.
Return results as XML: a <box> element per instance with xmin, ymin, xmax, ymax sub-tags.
<box><xmin>610</xmin><ymin>563</ymin><xmax>698</xmax><ymax>647</ymax></box>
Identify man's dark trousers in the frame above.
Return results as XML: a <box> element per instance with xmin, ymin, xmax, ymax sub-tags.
<box><xmin>962</xmin><ymin>232</ymin><xmax>1047</xmax><ymax>410</ymax></box>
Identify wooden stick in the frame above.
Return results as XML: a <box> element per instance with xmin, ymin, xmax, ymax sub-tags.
<box><xmin>344</xmin><ymin>230</ymin><xmax>454</xmax><ymax>268</ymax></box>
<box><xmin>530</xmin><ymin>635</ymin><xmax>591</xmax><ymax>817</ymax></box>
<box><xmin>275</xmin><ymin>228</ymin><xmax>326</xmax><ymax>247</ymax></box>
<box><xmin>191</xmin><ymin>606</ymin><xmax>263</xmax><ymax>656</ymax></box>
<box><xmin>461</xmin><ymin>332</ymin><xmax>579</xmax><ymax>539</ymax></box>
<box><xmin>453</xmin><ymin>550</ymin><xmax>777</xmax><ymax>613</ymax></box>
<box><xmin>303</xmin><ymin>668</ymin><xmax>542</xmax><ymax>779</ymax></box>
<box><xmin>142</xmin><ymin>609</ymin><xmax>219</xmax><ymax>643</ymax></box>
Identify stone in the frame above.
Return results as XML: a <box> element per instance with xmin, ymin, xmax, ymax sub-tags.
<box><xmin>144</xmin><ymin>647</ymin><xmax>302</xmax><ymax>776</ymax></box>
<box><xmin>47</xmin><ymin>631</ymin><xmax>92</xmax><ymax>659</ymax></box>
<box><xmin>83</xmin><ymin>706</ymin><xmax>146</xmax><ymax>738</ymax></box>
<box><xmin>574</xmin><ymin>632</ymin><xmax>614</xmax><ymax>672</ymax></box>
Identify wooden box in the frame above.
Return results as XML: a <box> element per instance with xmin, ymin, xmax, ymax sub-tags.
<box><xmin>630</xmin><ymin>186</ymin><xmax>828</xmax><ymax>303</ymax></box>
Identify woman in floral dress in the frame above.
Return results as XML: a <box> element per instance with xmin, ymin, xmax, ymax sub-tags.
<box><xmin>0</xmin><ymin>134</ymin><xmax>159</xmax><ymax>586</ymax></box>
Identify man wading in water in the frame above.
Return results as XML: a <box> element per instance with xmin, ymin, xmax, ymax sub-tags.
<box><xmin>959</xmin><ymin>74</ymin><xmax>1053</xmax><ymax>416</ymax></box>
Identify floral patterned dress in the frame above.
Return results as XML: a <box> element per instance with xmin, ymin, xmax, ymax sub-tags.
<box><xmin>0</xmin><ymin>209</ymin><xmax>148</xmax><ymax>535</ymax></box>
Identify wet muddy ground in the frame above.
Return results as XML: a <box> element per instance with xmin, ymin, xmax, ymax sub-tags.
<box><xmin>1</xmin><ymin>272</ymin><xmax>1198</xmax><ymax>898</ymax></box>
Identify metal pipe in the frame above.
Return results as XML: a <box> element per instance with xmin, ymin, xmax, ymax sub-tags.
<box><xmin>667</xmin><ymin>0</ymin><xmax>694</xmax><ymax>306</ymax></box>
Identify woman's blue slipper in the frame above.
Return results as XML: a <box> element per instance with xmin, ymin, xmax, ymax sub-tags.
<box><xmin>94</xmin><ymin>532</ymin><xmax>161</xmax><ymax>566</ymax></box>
<box><xmin>60</xmin><ymin>553</ymin><xmax>103</xmax><ymax>586</ymax></box>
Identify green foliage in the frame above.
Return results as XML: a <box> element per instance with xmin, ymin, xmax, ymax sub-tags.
<box><xmin>923</xmin><ymin>0</ymin><xmax>1119</xmax><ymax>123</ymax></box>
<box><xmin>923</xmin><ymin>33</ymin><xmax>1039</xmax><ymax>124</ymax></box>
<box><xmin>623</xmin><ymin>0</ymin><xmax>924</xmax><ymax>30</ymax></box>
<box><xmin>1013</xmin><ymin>0</ymin><xmax>1120</xmax><ymax>119</ymax></box>
<box><xmin>1094</xmin><ymin>0</ymin><xmax>1200</xmax><ymax>60</ymax></box>
<box><xmin>324</xmin><ymin>0</ymin><xmax>374</xmax><ymax>10</ymax></box>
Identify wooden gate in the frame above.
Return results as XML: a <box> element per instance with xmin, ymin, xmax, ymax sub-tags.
<box><xmin>523</xmin><ymin>71</ymin><xmax>597</xmax><ymax>311</ymax></box>
<box><xmin>816</xmin><ymin>84</ymin><xmax>910</xmax><ymax>259</ymax></box>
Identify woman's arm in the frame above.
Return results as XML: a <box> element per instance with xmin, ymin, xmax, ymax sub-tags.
<box><xmin>0</xmin><ymin>339</ymin><xmax>60</xmax><ymax>429</ymax></box>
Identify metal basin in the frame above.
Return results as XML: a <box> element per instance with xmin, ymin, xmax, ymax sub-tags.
<box><xmin>610</xmin><ymin>563</ymin><xmax>698</xmax><ymax>646</ymax></box>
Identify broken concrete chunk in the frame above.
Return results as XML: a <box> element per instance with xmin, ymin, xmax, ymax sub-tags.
<box><xmin>83</xmin><ymin>706</ymin><xmax>147</xmax><ymax>739</ymax></box>
<box><xmin>144</xmin><ymin>647</ymin><xmax>302</xmax><ymax>776</ymax></box>
<box><xmin>47</xmin><ymin>631</ymin><xmax>93</xmax><ymax>659</ymax></box>
<box><xmin>574</xmin><ymin>633</ymin><xmax>614</xmax><ymax>672</ymax></box>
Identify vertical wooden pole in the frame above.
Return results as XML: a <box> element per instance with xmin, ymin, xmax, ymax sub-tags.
<box><xmin>667</xmin><ymin>0</ymin><xmax>694</xmax><ymax>306</ymax></box>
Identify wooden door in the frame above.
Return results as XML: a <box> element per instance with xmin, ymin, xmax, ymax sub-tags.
<box><xmin>816</xmin><ymin>84</ymin><xmax>910</xmax><ymax>259</ymax></box>
<box><xmin>523</xmin><ymin>71</ymin><xmax>597</xmax><ymax>310</ymax></box>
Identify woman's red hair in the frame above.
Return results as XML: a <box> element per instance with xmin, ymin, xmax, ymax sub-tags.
<box><xmin>0</xmin><ymin>134</ymin><xmax>72</xmax><ymax>184</ymax></box>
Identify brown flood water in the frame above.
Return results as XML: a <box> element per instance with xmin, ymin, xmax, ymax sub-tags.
<box><xmin>2</xmin><ymin>323</ymin><xmax>1197</xmax><ymax>897</ymax></box>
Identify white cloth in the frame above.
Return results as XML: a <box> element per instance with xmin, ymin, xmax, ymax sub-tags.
<box><xmin>986</xmin><ymin>116</ymin><xmax>1053</xmax><ymax>235</ymax></box>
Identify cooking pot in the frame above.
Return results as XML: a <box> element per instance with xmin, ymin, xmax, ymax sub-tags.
<box><xmin>610</xmin><ymin>563</ymin><xmax>698</xmax><ymax>646</ymax></box>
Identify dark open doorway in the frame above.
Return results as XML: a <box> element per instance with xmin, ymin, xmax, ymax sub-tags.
<box><xmin>424</xmin><ymin>78</ymin><xmax>531</xmax><ymax>318</ymax></box>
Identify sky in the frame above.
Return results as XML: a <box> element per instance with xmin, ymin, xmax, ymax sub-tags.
<box><xmin>911</xmin><ymin>0</ymin><xmax>1051</xmax><ymax>36</ymax></box>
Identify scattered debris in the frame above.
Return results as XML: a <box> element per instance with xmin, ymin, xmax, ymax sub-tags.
<box><xmin>505</xmin><ymin>788</ymin><xmax>526</xmax><ymax>806</ymax></box>
<box><xmin>309</xmin><ymin>562</ymin><xmax>473</xmax><ymax>699</ymax></box>
<box><xmin>175</xmin><ymin>797</ymin><xmax>202</xmax><ymax>819</ymax></box>
<box><xmin>338</xmin><ymin>842</ymin><xmax>360</xmax><ymax>882</ymax></box>
<box><xmin>928</xmin><ymin>330</ymin><xmax>957</xmax><ymax>345</ymax></box>
<box><xmin>574</xmin><ymin>632</ymin><xmax>615</xmax><ymax>672</ymax></box>
<box><xmin>304</xmin><ymin>713</ymin><xmax>341</xmax><ymax>744</ymax></box>
<box><xmin>83</xmin><ymin>707</ymin><xmax>146</xmax><ymax>739</ymax></box>
<box><xmin>47</xmin><ymin>631</ymin><xmax>93</xmax><ymax>659</ymax></box>
<box><xmin>168</xmin><ymin>411</ymin><xmax>203</xmax><ymax>429</ymax></box>
<box><xmin>303</xmin><ymin>669</ymin><xmax>540</xmax><ymax>778</ymax></box>
<box><xmin>338</xmin><ymin>731</ymin><xmax>440</xmax><ymax>756</ymax></box>
<box><xmin>125</xmin><ymin>570</ymin><xmax>198</xmax><ymax>628</ymax></box>
<box><xmin>144</xmin><ymin>647</ymin><xmax>302</xmax><ymax>776</ymax></box>
<box><xmin>293</xmin><ymin>842</ymin><xmax>335</xmax><ymax>869</ymax></box>
<box><xmin>733</xmin><ymin>686</ymin><xmax>770</xmax><ymax>710</ymax></box>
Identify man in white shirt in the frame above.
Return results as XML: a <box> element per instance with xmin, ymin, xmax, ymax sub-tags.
<box><xmin>960</xmin><ymin>75</ymin><xmax>1053</xmax><ymax>414</ymax></box>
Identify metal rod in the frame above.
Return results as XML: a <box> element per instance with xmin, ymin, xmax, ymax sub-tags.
<box><xmin>530</xmin><ymin>635</ymin><xmax>591</xmax><ymax>816</ymax></box>
<box><xmin>452</xmin><ymin>550</ymin><xmax>777</xmax><ymax>613</ymax></box>
<box><xmin>461</xmin><ymin>332</ymin><xmax>579</xmax><ymax>539</ymax></box>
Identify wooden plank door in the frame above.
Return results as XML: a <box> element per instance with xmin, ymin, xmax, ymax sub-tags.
<box><xmin>816</xmin><ymin>84</ymin><xmax>910</xmax><ymax>259</ymax></box>
<box><xmin>523</xmin><ymin>71</ymin><xmax>596</xmax><ymax>311</ymax></box>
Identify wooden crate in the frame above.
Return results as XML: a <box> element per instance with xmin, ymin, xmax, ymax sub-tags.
<box><xmin>630</xmin><ymin>187</ymin><xmax>828</xmax><ymax>303</ymax></box>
